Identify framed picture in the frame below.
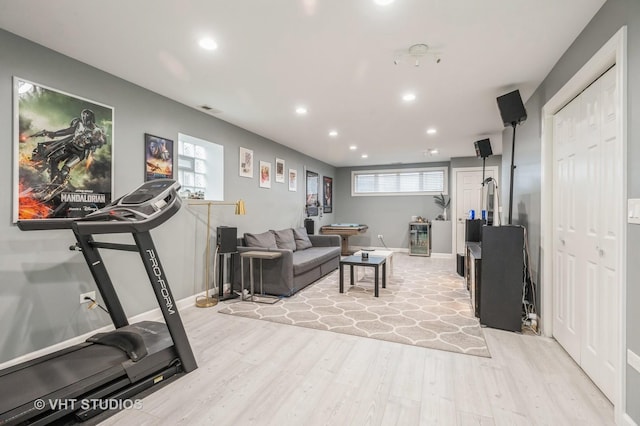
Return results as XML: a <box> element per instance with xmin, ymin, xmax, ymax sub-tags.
<box><xmin>145</xmin><ymin>133</ymin><xmax>173</xmax><ymax>181</ymax></box>
<box><xmin>13</xmin><ymin>77</ymin><xmax>114</xmax><ymax>221</ymax></box>
<box><xmin>259</xmin><ymin>161</ymin><xmax>271</xmax><ymax>188</ymax></box>
<box><xmin>288</xmin><ymin>169</ymin><xmax>297</xmax><ymax>192</ymax></box>
<box><xmin>275</xmin><ymin>158</ymin><xmax>285</xmax><ymax>183</ymax></box>
<box><xmin>323</xmin><ymin>176</ymin><xmax>333</xmax><ymax>213</ymax></box>
<box><xmin>306</xmin><ymin>170</ymin><xmax>319</xmax><ymax>216</ymax></box>
<box><xmin>239</xmin><ymin>147</ymin><xmax>253</xmax><ymax>178</ymax></box>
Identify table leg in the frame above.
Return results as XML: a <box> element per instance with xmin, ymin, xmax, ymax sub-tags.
<box><xmin>259</xmin><ymin>258</ymin><xmax>264</xmax><ymax>295</ymax></box>
<box><xmin>350</xmin><ymin>265</ymin><xmax>354</xmax><ymax>286</ymax></box>
<box><xmin>382</xmin><ymin>260</ymin><xmax>386</xmax><ymax>289</ymax></box>
<box><xmin>249</xmin><ymin>258</ymin><xmax>255</xmax><ymax>301</ymax></box>
<box><xmin>339</xmin><ymin>263</ymin><xmax>344</xmax><ymax>293</ymax></box>
<box><xmin>374</xmin><ymin>265</ymin><xmax>379</xmax><ymax>297</ymax></box>
<box><xmin>241</xmin><ymin>256</ymin><xmax>245</xmax><ymax>300</ymax></box>
<box><xmin>341</xmin><ymin>236</ymin><xmax>349</xmax><ymax>255</ymax></box>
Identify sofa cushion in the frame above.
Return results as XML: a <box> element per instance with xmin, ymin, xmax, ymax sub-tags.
<box><xmin>244</xmin><ymin>231</ymin><xmax>277</xmax><ymax>249</ymax></box>
<box><xmin>293</xmin><ymin>227</ymin><xmax>313</xmax><ymax>250</ymax></box>
<box><xmin>292</xmin><ymin>246</ymin><xmax>341</xmax><ymax>275</ymax></box>
<box><xmin>272</xmin><ymin>228</ymin><xmax>296</xmax><ymax>251</ymax></box>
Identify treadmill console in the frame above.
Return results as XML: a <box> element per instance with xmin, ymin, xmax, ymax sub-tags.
<box><xmin>18</xmin><ymin>179</ymin><xmax>183</xmax><ymax>233</ymax></box>
<box><xmin>74</xmin><ymin>179</ymin><xmax>182</xmax><ymax>234</ymax></box>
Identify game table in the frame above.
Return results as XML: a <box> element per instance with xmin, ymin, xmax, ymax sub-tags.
<box><xmin>319</xmin><ymin>223</ymin><xmax>368</xmax><ymax>255</ymax></box>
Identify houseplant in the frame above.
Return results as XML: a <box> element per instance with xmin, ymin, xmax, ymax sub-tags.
<box><xmin>434</xmin><ymin>193</ymin><xmax>450</xmax><ymax>221</ymax></box>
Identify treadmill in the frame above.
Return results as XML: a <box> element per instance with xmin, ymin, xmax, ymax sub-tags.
<box><xmin>0</xmin><ymin>179</ymin><xmax>197</xmax><ymax>425</ymax></box>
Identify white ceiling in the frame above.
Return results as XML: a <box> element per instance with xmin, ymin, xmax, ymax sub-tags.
<box><xmin>0</xmin><ymin>0</ymin><xmax>605</xmax><ymax>167</ymax></box>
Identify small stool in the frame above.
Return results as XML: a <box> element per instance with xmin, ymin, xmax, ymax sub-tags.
<box><xmin>240</xmin><ymin>251</ymin><xmax>282</xmax><ymax>304</ymax></box>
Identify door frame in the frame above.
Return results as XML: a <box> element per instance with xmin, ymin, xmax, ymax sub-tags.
<box><xmin>540</xmin><ymin>26</ymin><xmax>626</xmax><ymax>421</ymax></box>
<box><xmin>451</xmin><ymin>165</ymin><xmax>499</xmax><ymax>255</ymax></box>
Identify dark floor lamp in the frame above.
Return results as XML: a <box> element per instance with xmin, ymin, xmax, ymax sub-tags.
<box><xmin>496</xmin><ymin>90</ymin><xmax>527</xmax><ymax>225</ymax></box>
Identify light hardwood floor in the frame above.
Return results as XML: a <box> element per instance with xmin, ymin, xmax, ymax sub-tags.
<box><xmin>101</xmin><ymin>271</ymin><xmax>614</xmax><ymax>425</ymax></box>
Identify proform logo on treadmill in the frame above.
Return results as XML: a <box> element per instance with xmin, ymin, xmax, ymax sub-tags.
<box><xmin>146</xmin><ymin>249</ymin><xmax>176</xmax><ymax>315</ymax></box>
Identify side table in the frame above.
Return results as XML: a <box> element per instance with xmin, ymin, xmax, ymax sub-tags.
<box><xmin>240</xmin><ymin>251</ymin><xmax>282</xmax><ymax>304</ymax></box>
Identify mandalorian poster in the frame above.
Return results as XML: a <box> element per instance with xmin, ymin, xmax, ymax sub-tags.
<box><xmin>13</xmin><ymin>77</ymin><xmax>113</xmax><ymax>221</ymax></box>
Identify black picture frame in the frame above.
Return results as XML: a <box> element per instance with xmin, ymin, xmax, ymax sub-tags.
<box><xmin>323</xmin><ymin>176</ymin><xmax>333</xmax><ymax>213</ymax></box>
<box><xmin>306</xmin><ymin>170</ymin><xmax>319</xmax><ymax>216</ymax></box>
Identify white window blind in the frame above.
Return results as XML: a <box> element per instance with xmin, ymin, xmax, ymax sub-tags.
<box><xmin>352</xmin><ymin>167</ymin><xmax>447</xmax><ymax>196</ymax></box>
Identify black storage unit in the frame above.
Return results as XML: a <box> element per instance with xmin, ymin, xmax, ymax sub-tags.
<box><xmin>456</xmin><ymin>253</ymin><xmax>465</xmax><ymax>277</ymax></box>
<box><xmin>479</xmin><ymin>225</ymin><xmax>524</xmax><ymax>332</ymax></box>
<box><xmin>466</xmin><ymin>242</ymin><xmax>482</xmax><ymax>318</ymax></box>
<box><xmin>465</xmin><ymin>219</ymin><xmax>485</xmax><ymax>242</ymax></box>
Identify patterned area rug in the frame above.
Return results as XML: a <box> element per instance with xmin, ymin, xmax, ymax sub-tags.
<box><xmin>219</xmin><ymin>253</ymin><xmax>490</xmax><ymax>357</ymax></box>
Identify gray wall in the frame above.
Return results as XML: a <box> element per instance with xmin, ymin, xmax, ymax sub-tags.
<box><xmin>504</xmin><ymin>0</ymin><xmax>639</xmax><ymax>421</ymax></box>
<box><xmin>0</xmin><ymin>29</ymin><xmax>336</xmax><ymax>363</ymax></box>
<box><xmin>335</xmin><ymin>155</ymin><xmax>502</xmax><ymax>252</ymax></box>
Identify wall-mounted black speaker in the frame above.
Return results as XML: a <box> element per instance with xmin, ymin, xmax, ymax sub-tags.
<box><xmin>474</xmin><ymin>138</ymin><xmax>493</xmax><ymax>158</ymax></box>
<box><xmin>496</xmin><ymin>89</ymin><xmax>527</xmax><ymax>127</ymax></box>
<box><xmin>217</xmin><ymin>226</ymin><xmax>237</xmax><ymax>253</ymax></box>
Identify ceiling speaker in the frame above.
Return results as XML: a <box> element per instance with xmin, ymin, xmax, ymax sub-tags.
<box><xmin>496</xmin><ymin>89</ymin><xmax>527</xmax><ymax>127</ymax></box>
<box><xmin>474</xmin><ymin>138</ymin><xmax>492</xmax><ymax>158</ymax></box>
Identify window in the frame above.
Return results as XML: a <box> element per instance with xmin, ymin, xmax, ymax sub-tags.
<box><xmin>177</xmin><ymin>133</ymin><xmax>224</xmax><ymax>200</ymax></box>
<box><xmin>351</xmin><ymin>167</ymin><xmax>447</xmax><ymax>196</ymax></box>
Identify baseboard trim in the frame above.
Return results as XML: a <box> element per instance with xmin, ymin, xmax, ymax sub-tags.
<box><xmin>0</xmin><ymin>291</ymin><xmax>204</xmax><ymax>370</ymax></box>
<box><xmin>628</xmin><ymin>348</ymin><xmax>640</xmax><ymax>374</ymax></box>
<box><xmin>623</xmin><ymin>413</ymin><xmax>638</xmax><ymax>426</ymax></box>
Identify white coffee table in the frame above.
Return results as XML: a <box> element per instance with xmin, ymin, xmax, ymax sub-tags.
<box><xmin>352</xmin><ymin>250</ymin><xmax>393</xmax><ymax>282</ymax></box>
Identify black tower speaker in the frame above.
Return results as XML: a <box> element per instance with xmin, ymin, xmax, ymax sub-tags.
<box><xmin>496</xmin><ymin>89</ymin><xmax>527</xmax><ymax>127</ymax></box>
<box><xmin>304</xmin><ymin>218</ymin><xmax>315</xmax><ymax>235</ymax></box>
<box><xmin>474</xmin><ymin>138</ymin><xmax>493</xmax><ymax>158</ymax></box>
<box><xmin>216</xmin><ymin>226</ymin><xmax>237</xmax><ymax>254</ymax></box>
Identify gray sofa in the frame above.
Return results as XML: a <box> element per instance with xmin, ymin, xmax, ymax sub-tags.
<box><xmin>233</xmin><ymin>227</ymin><xmax>341</xmax><ymax>297</ymax></box>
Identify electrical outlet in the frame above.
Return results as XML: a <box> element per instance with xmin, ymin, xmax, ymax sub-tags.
<box><xmin>377</xmin><ymin>234</ymin><xmax>383</xmax><ymax>239</ymax></box>
<box><xmin>80</xmin><ymin>291</ymin><xmax>96</xmax><ymax>304</ymax></box>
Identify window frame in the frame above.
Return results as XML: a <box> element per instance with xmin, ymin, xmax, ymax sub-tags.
<box><xmin>351</xmin><ymin>166</ymin><xmax>448</xmax><ymax>197</ymax></box>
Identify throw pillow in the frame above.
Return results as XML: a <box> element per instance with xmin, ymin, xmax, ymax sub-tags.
<box><xmin>293</xmin><ymin>227</ymin><xmax>313</xmax><ymax>250</ymax></box>
<box><xmin>244</xmin><ymin>231</ymin><xmax>277</xmax><ymax>249</ymax></box>
<box><xmin>272</xmin><ymin>228</ymin><xmax>296</xmax><ymax>251</ymax></box>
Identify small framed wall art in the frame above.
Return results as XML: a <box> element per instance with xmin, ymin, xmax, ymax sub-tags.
<box><xmin>239</xmin><ymin>147</ymin><xmax>253</xmax><ymax>178</ymax></box>
<box><xmin>145</xmin><ymin>133</ymin><xmax>174</xmax><ymax>181</ymax></box>
<box><xmin>288</xmin><ymin>169</ymin><xmax>297</xmax><ymax>191</ymax></box>
<box><xmin>275</xmin><ymin>158</ymin><xmax>285</xmax><ymax>183</ymax></box>
<box><xmin>323</xmin><ymin>176</ymin><xmax>333</xmax><ymax>213</ymax></box>
<box><xmin>259</xmin><ymin>161</ymin><xmax>271</xmax><ymax>188</ymax></box>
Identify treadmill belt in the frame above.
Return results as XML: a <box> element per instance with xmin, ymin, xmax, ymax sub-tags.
<box><xmin>0</xmin><ymin>343</ymin><xmax>129</xmax><ymax>414</ymax></box>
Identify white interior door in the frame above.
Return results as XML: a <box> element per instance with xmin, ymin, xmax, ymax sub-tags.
<box><xmin>454</xmin><ymin>168</ymin><xmax>495</xmax><ymax>254</ymax></box>
<box><xmin>552</xmin><ymin>66</ymin><xmax>619</xmax><ymax>401</ymax></box>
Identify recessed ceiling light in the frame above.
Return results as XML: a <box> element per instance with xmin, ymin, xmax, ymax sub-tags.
<box><xmin>329</xmin><ymin>130</ymin><xmax>338</xmax><ymax>137</ymax></box>
<box><xmin>361</xmin><ymin>154</ymin><xmax>368</xmax><ymax>158</ymax></box>
<box><xmin>295</xmin><ymin>107</ymin><xmax>308</xmax><ymax>115</ymax></box>
<box><xmin>349</xmin><ymin>145</ymin><xmax>357</xmax><ymax>151</ymax></box>
<box><xmin>198</xmin><ymin>37</ymin><xmax>218</xmax><ymax>50</ymax></box>
<box><xmin>430</xmin><ymin>148</ymin><xmax>439</xmax><ymax>155</ymax></box>
<box><xmin>426</xmin><ymin>128</ymin><xmax>437</xmax><ymax>135</ymax></box>
<box><xmin>374</xmin><ymin>0</ymin><xmax>394</xmax><ymax>5</ymax></box>
<box><xmin>402</xmin><ymin>93</ymin><xmax>416</xmax><ymax>102</ymax></box>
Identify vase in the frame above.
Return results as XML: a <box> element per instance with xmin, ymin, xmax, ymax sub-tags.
<box><xmin>443</xmin><ymin>209</ymin><xmax>447</xmax><ymax>221</ymax></box>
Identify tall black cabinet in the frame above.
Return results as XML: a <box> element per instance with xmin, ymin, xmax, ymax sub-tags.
<box><xmin>479</xmin><ymin>225</ymin><xmax>524</xmax><ymax>332</ymax></box>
